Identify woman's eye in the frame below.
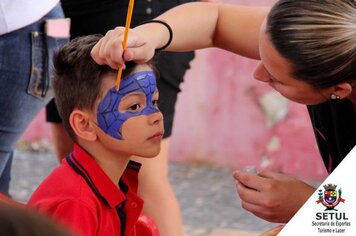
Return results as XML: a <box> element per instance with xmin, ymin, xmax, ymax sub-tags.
<box><xmin>128</xmin><ymin>104</ymin><xmax>140</xmax><ymax>112</ymax></box>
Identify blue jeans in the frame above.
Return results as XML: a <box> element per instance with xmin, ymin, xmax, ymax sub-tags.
<box><xmin>0</xmin><ymin>4</ymin><xmax>68</xmax><ymax>196</ymax></box>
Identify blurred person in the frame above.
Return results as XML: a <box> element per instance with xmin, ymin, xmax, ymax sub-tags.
<box><xmin>0</xmin><ymin>194</ymin><xmax>73</xmax><ymax>236</ymax></box>
<box><xmin>0</xmin><ymin>0</ymin><xmax>68</xmax><ymax>196</ymax></box>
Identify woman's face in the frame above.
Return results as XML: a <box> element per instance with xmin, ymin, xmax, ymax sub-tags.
<box><xmin>253</xmin><ymin>23</ymin><xmax>331</xmax><ymax>105</ymax></box>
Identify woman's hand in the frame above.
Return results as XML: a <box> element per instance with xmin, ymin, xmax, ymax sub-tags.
<box><xmin>91</xmin><ymin>26</ymin><xmax>157</xmax><ymax>69</ymax></box>
<box><xmin>233</xmin><ymin>170</ymin><xmax>316</xmax><ymax>223</ymax></box>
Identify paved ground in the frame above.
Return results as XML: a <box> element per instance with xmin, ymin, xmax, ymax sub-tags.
<box><xmin>10</xmin><ymin>149</ymin><xmax>279</xmax><ymax>236</ymax></box>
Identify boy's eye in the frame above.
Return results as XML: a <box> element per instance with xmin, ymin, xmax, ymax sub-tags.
<box><xmin>128</xmin><ymin>104</ymin><xmax>141</xmax><ymax>112</ymax></box>
<box><xmin>152</xmin><ymin>99</ymin><xmax>159</xmax><ymax>108</ymax></box>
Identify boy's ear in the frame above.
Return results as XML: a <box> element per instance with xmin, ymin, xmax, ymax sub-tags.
<box><xmin>332</xmin><ymin>82</ymin><xmax>352</xmax><ymax>99</ymax></box>
<box><xmin>69</xmin><ymin>110</ymin><xmax>97</xmax><ymax>142</ymax></box>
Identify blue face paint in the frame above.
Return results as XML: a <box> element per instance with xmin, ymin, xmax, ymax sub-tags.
<box><xmin>97</xmin><ymin>71</ymin><xmax>159</xmax><ymax>139</ymax></box>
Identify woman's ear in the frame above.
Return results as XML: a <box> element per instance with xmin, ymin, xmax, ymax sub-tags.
<box><xmin>332</xmin><ymin>82</ymin><xmax>352</xmax><ymax>99</ymax></box>
<box><xmin>69</xmin><ymin>110</ymin><xmax>97</xmax><ymax>141</ymax></box>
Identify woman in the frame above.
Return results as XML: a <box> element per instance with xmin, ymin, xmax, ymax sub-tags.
<box><xmin>91</xmin><ymin>0</ymin><xmax>356</xmax><ymax>223</ymax></box>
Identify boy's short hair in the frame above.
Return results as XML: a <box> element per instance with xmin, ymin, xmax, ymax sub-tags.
<box><xmin>53</xmin><ymin>35</ymin><xmax>150</xmax><ymax>142</ymax></box>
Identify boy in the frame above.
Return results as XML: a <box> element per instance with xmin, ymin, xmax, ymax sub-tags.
<box><xmin>28</xmin><ymin>35</ymin><xmax>164</xmax><ymax>236</ymax></box>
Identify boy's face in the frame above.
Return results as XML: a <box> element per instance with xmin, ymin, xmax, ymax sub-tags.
<box><xmin>94</xmin><ymin>65</ymin><xmax>164</xmax><ymax>157</ymax></box>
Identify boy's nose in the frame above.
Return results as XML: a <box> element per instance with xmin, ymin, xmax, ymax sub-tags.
<box><xmin>149</xmin><ymin>111</ymin><xmax>163</xmax><ymax>125</ymax></box>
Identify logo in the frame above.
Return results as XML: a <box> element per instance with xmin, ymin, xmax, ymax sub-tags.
<box><xmin>316</xmin><ymin>184</ymin><xmax>345</xmax><ymax>211</ymax></box>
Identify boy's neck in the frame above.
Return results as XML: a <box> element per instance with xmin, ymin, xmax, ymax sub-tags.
<box><xmin>78</xmin><ymin>140</ymin><xmax>131</xmax><ymax>186</ymax></box>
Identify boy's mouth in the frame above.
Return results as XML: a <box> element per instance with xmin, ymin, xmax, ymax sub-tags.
<box><xmin>147</xmin><ymin>132</ymin><xmax>164</xmax><ymax>141</ymax></box>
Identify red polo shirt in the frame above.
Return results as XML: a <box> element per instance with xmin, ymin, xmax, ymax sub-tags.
<box><xmin>28</xmin><ymin>145</ymin><xmax>144</xmax><ymax>236</ymax></box>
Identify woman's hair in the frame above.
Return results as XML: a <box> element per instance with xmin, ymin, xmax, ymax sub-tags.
<box><xmin>266</xmin><ymin>0</ymin><xmax>356</xmax><ymax>89</ymax></box>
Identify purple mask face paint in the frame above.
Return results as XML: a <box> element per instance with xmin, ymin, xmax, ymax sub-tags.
<box><xmin>97</xmin><ymin>71</ymin><xmax>159</xmax><ymax>139</ymax></box>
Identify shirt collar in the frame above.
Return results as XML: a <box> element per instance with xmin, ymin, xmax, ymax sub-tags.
<box><xmin>67</xmin><ymin>144</ymin><xmax>141</xmax><ymax>209</ymax></box>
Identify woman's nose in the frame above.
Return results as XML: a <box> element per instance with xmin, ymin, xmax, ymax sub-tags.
<box><xmin>253</xmin><ymin>63</ymin><xmax>270</xmax><ymax>83</ymax></box>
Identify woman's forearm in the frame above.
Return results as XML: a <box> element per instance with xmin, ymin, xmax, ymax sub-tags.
<box><xmin>156</xmin><ymin>2</ymin><xmax>219</xmax><ymax>51</ymax></box>
<box><xmin>151</xmin><ymin>2</ymin><xmax>269</xmax><ymax>59</ymax></box>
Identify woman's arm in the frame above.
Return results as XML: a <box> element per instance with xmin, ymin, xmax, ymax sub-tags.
<box><xmin>91</xmin><ymin>2</ymin><xmax>269</xmax><ymax>68</ymax></box>
<box><xmin>157</xmin><ymin>3</ymin><xmax>268</xmax><ymax>59</ymax></box>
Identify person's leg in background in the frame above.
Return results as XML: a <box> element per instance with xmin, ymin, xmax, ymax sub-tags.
<box><xmin>132</xmin><ymin>51</ymin><xmax>194</xmax><ymax>236</ymax></box>
<box><xmin>46</xmin><ymin>100</ymin><xmax>73</xmax><ymax>162</ymax></box>
<box><xmin>0</xmin><ymin>4</ymin><xmax>66</xmax><ymax>196</ymax></box>
<box><xmin>0</xmin><ymin>154</ymin><xmax>12</xmax><ymax>195</ymax></box>
<box><xmin>133</xmin><ymin>138</ymin><xmax>181</xmax><ymax>235</ymax></box>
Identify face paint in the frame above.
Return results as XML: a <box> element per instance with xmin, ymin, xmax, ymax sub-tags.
<box><xmin>97</xmin><ymin>71</ymin><xmax>159</xmax><ymax>139</ymax></box>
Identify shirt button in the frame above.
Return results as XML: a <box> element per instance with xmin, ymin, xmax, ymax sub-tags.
<box><xmin>146</xmin><ymin>7</ymin><xmax>152</xmax><ymax>15</ymax></box>
<box><xmin>131</xmin><ymin>202</ymin><xmax>138</xmax><ymax>208</ymax></box>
